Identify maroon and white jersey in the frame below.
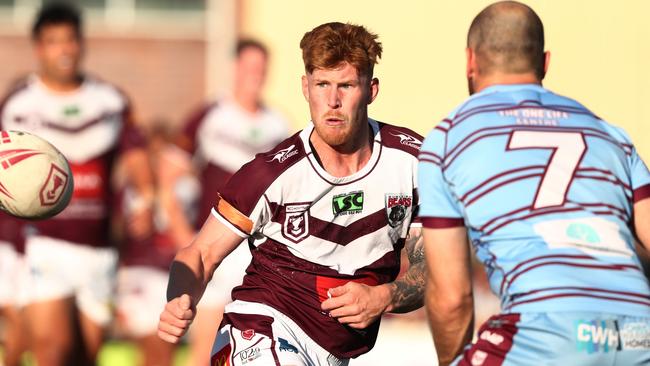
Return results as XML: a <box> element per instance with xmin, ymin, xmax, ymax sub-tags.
<box><xmin>213</xmin><ymin>119</ymin><xmax>422</xmax><ymax>358</ymax></box>
<box><xmin>0</xmin><ymin>74</ymin><xmax>145</xmax><ymax>248</ymax></box>
<box><xmin>177</xmin><ymin>98</ymin><xmax>289</xmax><ymax>225</ymax></box>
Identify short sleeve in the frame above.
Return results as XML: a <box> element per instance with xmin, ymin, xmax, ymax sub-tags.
<box><xmin>175</xmin><ymin>102</ymin><xmax>216</xmax><ymax>154</ymax></box>
<box><xmin>211</xmin><ymin>158</ymin><xmax>272</xmax><ymax>238</ymax></box>
<box><xmin>630</xmin><ymin>147</ymin><xmax>650</xmax><ymax>203</ymax></box>
<box><xmin>417</xmin><ymin>125</ymin><xmax>465</xmax><ymax>228</ymax></box>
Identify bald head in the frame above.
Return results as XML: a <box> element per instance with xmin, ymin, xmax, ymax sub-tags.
<box><xmin>468</xmin><ymin>1</ymin><xmax>545</xmax><ymax>79</ymax></box>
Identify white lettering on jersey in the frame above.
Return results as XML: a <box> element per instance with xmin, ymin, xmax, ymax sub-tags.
<box><xmin>268</xmin><ymin>145</ymin><xmax>298</xmax><ymax>163</ymax></box>
<box><xmin>508</xmin><ymin>130</ymin><xmax>586</xmax><ymax>209</ymax></box>
<box><xmin>390</xmin><ymin>131</ymin><xmax>422</xmax><ymax>149</ymax></box>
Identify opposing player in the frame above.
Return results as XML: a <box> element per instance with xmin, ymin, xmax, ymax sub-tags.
<box><xmin>159</xmin><ymin>22</ymin><xmax>426</xmax><ymax>365</ymax></box>
<box><xmin>0</xmin><ymin>3</ymin><xmax>152</xmax><ymax>365</ymax></box>
<box><xmin>160</xmin><ymin>38</ymin><xmax>290</xmax><ymax>365</ymax></box>
<box><xmin>419</xmin><ymin>2</ymin><xmax>650</xmax><ymax>365</ymax></box>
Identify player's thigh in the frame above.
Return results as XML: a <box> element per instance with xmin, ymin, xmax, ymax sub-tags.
<box><xmin>24</xmin><ymin>297</ymin><xmax>74</xmax><ymax>348</ymax></box>
<box><xmin>211</xmin><ymin>312</ymin><xmax>304</xmax><ymax>366</ymax></box>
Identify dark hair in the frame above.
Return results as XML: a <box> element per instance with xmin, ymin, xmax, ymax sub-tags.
<box><xmin>300</xmin><ymin>22</ymin><xmax>382</xmax><ymax>79</ymax></box>
<box><xmin>468</xmin><ymin>1</ymin><xmax>545</xmax><ymax>79</ymax></box>
<box><xmin>236</xmin><ymin>38</ymin><xmax>268</xmax><ymax>58</ymax></box>
<box><xmin>32</xmin><ymin>2</ymin><xmax>82</xmax><ymax>40</ymax></box>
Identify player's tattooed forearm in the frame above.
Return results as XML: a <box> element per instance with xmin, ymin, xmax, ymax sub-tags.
<box><xmin>390</xmin><ymin>260</ymin><xmax>426</xmax><ymax>313</ymax></box>
<box><xmin>390</xmin><ymin>227</ymin><xmax>426</xmax><ymax>313</ymax></box>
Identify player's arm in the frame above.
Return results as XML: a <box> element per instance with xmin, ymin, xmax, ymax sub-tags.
<box><xmin>321</xmin><ymin>226</ymin><xmax>425</xmax><ymax>329</ymax></box>
<box><xmin>121</xmin><ymin>147</ymin><xmax>155</xmax><ymax>239</ymax></box>
<box><xmin>423</xmin><ymin>226</ymin><xmax>473</xmax><ymax>366</ymax></box>
<box><xmin>158</xmin><ymin>214</ymin><xmax>242</xmax><ymax>344</ymax></box>
<box><xmin>157</xmin><ymin>145</ymin><xmax>197</xmax><ymax>248</ymax></box>
<box><xmin>635</xmin><ymin>198</ymin><xmax>650</xmax><ymax>251</ymax></box>
<box><xmin>385</xmin><ymin>226</ymin><xmax>426</xmax><ymax>313</ymax></box>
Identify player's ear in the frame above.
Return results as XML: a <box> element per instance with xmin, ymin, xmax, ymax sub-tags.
<box><xmin>541</xmin><ymin>51</ymin><xmax>551</xmax><ymax>80</ymax></box>
<box><xmin>466</xmin><ymin>47</ymin><xmax>477</xmax><ymax>80</ymax></box>
<box><xmin>301</xmin><ymin>75</ymin><xmax>309</xmax><ymax>102</ymax></box>
<box><xmin>368</xmin><ymin>77</ymin><xmax>379</xmax><ymax>105</ymax></box>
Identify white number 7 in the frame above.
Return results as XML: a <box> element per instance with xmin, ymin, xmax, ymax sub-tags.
<box><xmin>508</xmin><ymin>130</ymin><xmax>586</xmax><ymax>209</ymax></box>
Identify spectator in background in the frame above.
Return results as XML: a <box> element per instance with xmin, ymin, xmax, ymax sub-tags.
<box><xmin>158</xmin><ymin>38</ymin><xmax>290</xmax><ymax>366</ymax></box>
<box><xmin>0</xmin><ymin>3</ymin><xmax>153</xmax><ymax>365</ymax></box>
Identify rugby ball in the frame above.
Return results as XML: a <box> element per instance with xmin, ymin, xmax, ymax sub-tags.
<box><xmin>0</xmin><ymin>130</ymin><xmax>73</xmax><ymax>219</ymax></box>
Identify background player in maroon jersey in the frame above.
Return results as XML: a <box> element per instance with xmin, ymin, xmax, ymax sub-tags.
<box><xmin>158</xmin><ymin>38</ymin><xmax>289</xmax><ymax>366</ymax></box>
<box><xmin>0</xmin><ymin>3</ymin><xmax>153</xmax><ymax>366</ymax></box>
<box><xmin>158</xmin><ymin>22</ymin><xmax>426</xmax><ymax>365</ymax></box>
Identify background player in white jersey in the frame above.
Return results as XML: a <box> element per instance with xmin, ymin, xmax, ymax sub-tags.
<box><xmin>419</xmin><ymin>2</ymin><xmax>650</xmax><ymax>365</ymax></box>
<box><xmin>0</xmin><ymin>3</ymin><xmax>153</xmax><ymax>365</ymax></box>
<box><xmin>160</xmin><ymin>38</ymin><xmax>290</xmax><ymax>366</ymax></box>
<box><xmin>158</xmin><ymin>22</ymin><xmax>427</xmax><ymax>365</ymax></box>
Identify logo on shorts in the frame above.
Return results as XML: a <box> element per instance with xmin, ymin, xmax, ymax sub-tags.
<box><xmin>278</xmin><ymin>338</ymin><xmax>298</xmax><ymax>353</ymax></box>
<box><xmin>620</xmin><ymin>322</ymin><xmax>650</xmax><ymax>350</ymax></box>
<box><xmin>470</xmin><ymin>350</ymin><xmax>487</xmax><ymax>365</ymax></box>
<box><xmin>283</xmin><ymin>203</ymin><xmax>310</xmax><ymax>243</ymax></box>
<box><xmin>241</xmin><ymin>329</ymin><xmax>255</xmax><ymax>341</ymax></box>
<box><xmin>390</xmin><ymin>131</ymin><xmax>422</xmax><ymax>149</ymax></box>
<box><xmin>385</xmin><ymin>194</ymin><xmax>412</xmax><ymax>227</ymax></box>
<box><xmin>211</xmin><ymin>344</ymin><xmax>231</xmax><ymax>366</ymax></box>
<box><xmin>575</xmin><ymin>319</ymin><xmax>620</xmax><ymax>353</ymax></box>
<box><xmin>332</xmin><ymin>191</ymin><xmax>364</xmax><ymax>216</ymax></box>
<box><xmin>267</xmin><ymin>145</ymin><xmax>299</xmax><ymax>163</ymax></box>
<box><xmin>238</xmin><ymin>346</ymin><xmax>261</xmax><ymax>364</ymax></box>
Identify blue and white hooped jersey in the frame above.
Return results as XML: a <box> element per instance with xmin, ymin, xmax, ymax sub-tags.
<box><xmin>418</xmin><ymin>84</ymin><xmax>650</xmax><ymax>316</ymax></box>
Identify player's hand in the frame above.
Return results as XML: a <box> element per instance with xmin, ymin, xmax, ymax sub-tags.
<box><xmin>321</xmin><ymin>282</ymin><xmax>392</xmax><ymax>329</ymax></box>
<box><xmin>158</xmin><ymin>294</ymin><xmax>196</xmax><ymax>344</ymax></box>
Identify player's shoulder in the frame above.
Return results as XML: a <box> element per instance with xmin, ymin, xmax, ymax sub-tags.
<box><xmin>375</xmin><ymin>120</ymin><xmax>423</xmax><ymax>158</ymax></box>
<box><xmin>0</xmin><ymin>75</ymin><xmax>33</xmax><ymax>106</ymax></box>
<box><xmin>231</xmin><ymin>130</ymin><xmax>307</xmax><ymax>185</ymax></box>
<box><xmin>82</xmin><ymin>74</ymin><xmax>130</xmax><ymax>106</ymax></box>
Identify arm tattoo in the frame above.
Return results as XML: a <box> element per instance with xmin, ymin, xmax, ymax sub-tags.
<box><xmin>389</xmin><ymin>228</ymin><xmax>426</xmax><ymax>313</ymax></box>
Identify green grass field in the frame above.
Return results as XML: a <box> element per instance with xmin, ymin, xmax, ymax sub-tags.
<box><xmin>3</xmin><ymin>342</ymin><xmax>190</xmax><ymax>366</ymax></box>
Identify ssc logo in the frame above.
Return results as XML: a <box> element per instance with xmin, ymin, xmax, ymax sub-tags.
<box><xmin>332</xmin><ymin>191</ymin><xmax>364</xmax><ymax>216</ymax></box>
<box><xmin>283</xmin><ymin>203</ymin><xmax>310</xmax><ymax>242</ymax></box>
<box><xmin>385</xmin><ymin>194</ymin><xmax>412</xmax><ymax>227</ymax></box>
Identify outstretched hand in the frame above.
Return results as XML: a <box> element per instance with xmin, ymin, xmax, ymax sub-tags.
<box><xmin>320</xmin><ymin>281</ymin><xmax>393</xmax><ymax>329</ymax></box>
<box><xmin>158</xmin><ymin>294</ymin><xmax>196</xmax><ymax>343</ymax></box>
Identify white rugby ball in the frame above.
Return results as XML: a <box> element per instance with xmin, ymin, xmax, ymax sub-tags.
<box><xmin>0</xmin><ymin>130</ymin><xmax>73</xmax><ymax>219</ymax></box>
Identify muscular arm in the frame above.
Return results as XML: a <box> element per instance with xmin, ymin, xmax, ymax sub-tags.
<box><xmin>321</xmin><ymin>227</ymin><xmax>426</xmax><ymax>328</ymax></box>
<box><xmin>634</xmin><ymin>198</ymin><xmax>650</xmax><ymax>251</ymax></box>
<box><xmin>423</xmin><ymin>226</ymin><xmax>473</xmax><ymax>366</ymax></box>
<box><xmin>386</xmin><ymin>227</ymin><xmax>426</xmax><ymax>313</ymax></box>
<box><xmin>159</xmin><ymin>214</ymin><xmax>242</xmax><ymax>343</ymax></box>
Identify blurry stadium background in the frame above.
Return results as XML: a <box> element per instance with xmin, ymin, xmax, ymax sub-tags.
<box><xmin>0</xmin><ymin>0</ymin><xmax>648</xmax><ymax>365</ymax></box>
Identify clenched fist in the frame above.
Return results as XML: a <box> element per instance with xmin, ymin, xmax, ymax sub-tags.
<box><xmin>158</xmin><ymin>294</ymin><xmax>196</xmax><ymax>343</ymax></box>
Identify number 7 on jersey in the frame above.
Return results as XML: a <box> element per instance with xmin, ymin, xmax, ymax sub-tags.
<box><xmin>507</xmin><ymin>130</ymin><xmax>586</xmax><ymax>209</ymax></box>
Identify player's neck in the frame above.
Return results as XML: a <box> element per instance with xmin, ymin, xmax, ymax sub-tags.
<box><xmin>233</xmin><ymin>90</ymin><xmax>261</xmax><ymax>114</ymax></box>
<box><xmin>38</xmin><ymin>73</ymin><xmax>83</xmax><ymax>93</ymax></box>
<box><xmin>473</xmin><ymin>72</ymin><xmax>542</xmax><ymax>93</ymax></box>
<box><xmin>309</xmin><ymin>122</ymin><xmax>373</xmax><ymax>178</ymax></box>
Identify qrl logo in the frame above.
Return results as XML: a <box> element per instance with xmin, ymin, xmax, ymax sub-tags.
<box><xmin>40</xmin><ymin>164</ymin><xmax>69</xmax><ymax>206</ymax></box>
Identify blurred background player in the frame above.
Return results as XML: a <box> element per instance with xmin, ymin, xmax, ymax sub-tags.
<box><xmin>419</xmin><ymin>1</ymin><xmax>650</xmax><ymax>365</ymax></box>
<box><xmin>113</xmin><ymin>122</ymin><xmax>185</xmax><ymax>366</ymax></box>
<box><xmin>0</xmin><ymin>215</ymin><xmax>28</xmax><ymax>366</ymax></box>
<box><xmin>158</xmin><ymin>38</ymin><xmax>290</xmax><ymax>366</ymax></box>
<box><xmin>0</xmin><ymin>2</ymin><xmax>153</xmax><ymax>366</ymax></box>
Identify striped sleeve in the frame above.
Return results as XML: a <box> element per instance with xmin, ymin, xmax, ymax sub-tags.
<box><xmin>417</xmin><ymin>123</ymin><xmax>465</xmax><ymax>228</ymax></box>
<box><xmin>630</xmin><ymin>147</ymin><xmax>650</xmax><ymax>203</ymax></box>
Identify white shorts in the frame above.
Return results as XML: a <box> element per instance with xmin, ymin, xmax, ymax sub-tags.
<box><xmin>116</xmin><ymin>266</ymin><xmax>168</xmax><ymax>338</ymax></box>
<box><xmin>25</xmin><ymin>235</ymin><xmax>118</xmax><ymax>326</ymax></box>
<box><xmin>211</xmin><ymin>300</ymin><xmax>348</xmax><ymax>366</ymax></box>
<box><xmin>200</xmin><ymin>243</ymin><xmax>251</xmax><ymax>308</ymax></box>
<box><xmin>0</xmin><ymin>242</ymin><xmax>29</xmax><ymax>307</ymax></box>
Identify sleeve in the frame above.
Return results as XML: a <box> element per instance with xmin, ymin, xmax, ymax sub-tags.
<box><xmin>417</xmin><ymin>124</ymin><xmax>465</xmax><ymax>228</ymax></box>
<box><xmin>118</xmin><ymin>97</ymin><xmax>147</xmax><ymax>152</ymax></box>
<box><xmin>174</xmin><ymin>102</ymin><xmax>215</xmax><ymax>154</ymax></box>
<box><xmin>630</xmin><ymin>147</ymin><xmax>650</xmax><ymax>203</ymax></box>
<box><xmin>210</xmin><ymin>158</ymin><xmax>272</xmax><ymax>238</ymax></box>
